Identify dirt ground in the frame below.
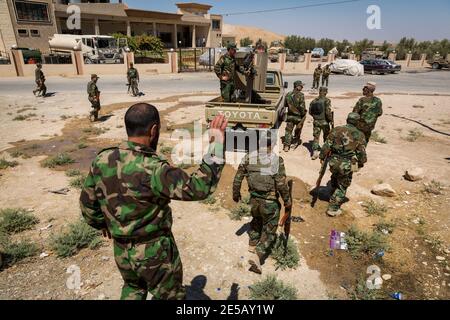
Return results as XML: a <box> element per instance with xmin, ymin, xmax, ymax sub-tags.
<box><xmin>0</xmin><ymin>86</ymin><xmax>449</xmax><ymax>300</ymax></box>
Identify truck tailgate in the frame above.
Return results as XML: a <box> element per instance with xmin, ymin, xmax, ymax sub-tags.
<box><xmin>205</xmin><ymin>94</ymin><xmax>282</xmax><ymax>128</ymax></box>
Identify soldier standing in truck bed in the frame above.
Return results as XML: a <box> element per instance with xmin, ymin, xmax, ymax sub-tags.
<box><xmin>214</xmin><ymin>43</ymin><xmax>245</xmax><ymax>102</ymax></box>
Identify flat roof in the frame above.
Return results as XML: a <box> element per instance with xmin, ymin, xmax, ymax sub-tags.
<box><xmin>176</xmin><ymin>3</ymin><xmax>213</xmax><ymax>11</ymax></box>
<box><xmin>125</xmin><ymin>8</ymin><xmax>182</xmax><ymax>20</ymax></box>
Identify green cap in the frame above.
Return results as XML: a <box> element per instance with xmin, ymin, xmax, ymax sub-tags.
<box><xmin>226</xmin><ymin>42</ymin><xmax>237</xmax><ymax>50</ymax></box>
<box><xmin>91</xmin><ymin>74</ymin><xmax>99</xmax><ymax>79</ymax></box>
<box><xmin>319</xmin><ymin>87</ymin><xmax>328</xmax><ymax>93</ymax></box>
<box><xmin>347</xmin><ymin>112</ymin><xmax>361</xmax><ymax>125</ymax></box>
<box><xmin>294</xmin><ymin>80</ymin><xmax>304</xmax><ymax>88</ymax></box>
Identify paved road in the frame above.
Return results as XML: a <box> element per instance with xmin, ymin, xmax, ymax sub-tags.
<box><xmin>0</xmin><ymin>69</ymin><xmax>449</xmax><ymax>96</ymax></box>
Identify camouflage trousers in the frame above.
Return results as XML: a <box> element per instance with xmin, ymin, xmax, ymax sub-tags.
<box><xmin>88</xmin><ymin>97</ymin><xmax>101</xmax><ymax>120</ymax></box>
<box><xmin>312</xmin><ymin>76</ymin><xmax>321</xmax><ymax>89</ymax></box>
<box><xmin>33</xmin><ymin>80</ymin><xmax>46</xmax><ymax>96</ymax></box>
<box><xmin>328</xmin><ymin>158</ymin><xmax>353</xmax><ymax>211</ymax></box>
<box><xmin>220</xmin><ymin>80</ymin><xmax>235</xmax><ymax>102</ymax></box>
<box><xmin>248</xmin><ymin>197</ymin><xmax>281</xmax><ymax>262</ymax></box>
<box><xmin>284</xmin><ymin>116</ymin><xmax>306</xmax><ymax>147</ymax></box>
<box><xmin>362</xmin><ymin>130</ymin><xmax>372</xmax><ymax>146</ymax></box>
<box><xmin>321</xmin><ymin>76</ymin><xmax>329</xmax><ymax>87</ymax></box>
<box><xmin>113</xmin><ymin>234</ymin><xmax>186</xmax><ymax>300</ymax></box>
<box><xmin>312</xmin><ymin>122</ymin><xmax>331</xmax><ymax>151</ymax></box>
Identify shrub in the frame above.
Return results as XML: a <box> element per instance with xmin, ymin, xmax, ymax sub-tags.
<box><xmin>42</xmin><ymin>153</ymin><xmax>75</xmax><ymax>168</ymax></box>
<box><xmin>270</xmin><ymin>235</ymin><xmax>300</xmax><ymax>270</ymax></box>
<box><xmin>249</xmin><ymin>275</ymin><xmax>297</xmax><ymax>300</ymax></box>
<box><xmin>370</xmin><ymin>131</ymin><xmax>387</xmax><ymax>144</ymax></box>
<box><xmin>230</xmin><ymin>202</ymin><xmax>251</xmax><ymax>221</ymax></box>
<box><xmin>0</xmin><ymin>159</ymin><xmax>19</xmax><ymax>170</ymax></box>
<box><xmin>345</xmin><ymin>226</ymin><xmax>390</xmax><ymax>259</ymax></box>
<box><xmin>423</xmin><ymin>180</ymin><xmax>443</xmax><ymax>195</ymax></box>
<box><xmin>50</xmin><ymin>220</ymin><xmax>102</xmax><ymax>258</ymax></box>
<box><xmin>0</xmin><ymin>208</ymin><xmax>39</xmax><ymax>233</ymax></box>
<box><xmin>362</xmin><ymin>200</ymin><xmax>388</xmax><ymax>217</ymax></box>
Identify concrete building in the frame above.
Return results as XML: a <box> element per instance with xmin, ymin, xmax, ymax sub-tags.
<box><xmin>0</xmin><ymin>0</ymin><xmax>223</xmax><ymax>53</ymax></box>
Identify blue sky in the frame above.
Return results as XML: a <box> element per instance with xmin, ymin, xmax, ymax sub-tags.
<box><xmin>122</xmin><ymin>0</ymin><xmax>450</xmax><ymax>42</ymax></box>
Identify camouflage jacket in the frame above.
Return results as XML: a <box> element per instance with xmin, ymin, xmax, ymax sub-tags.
<box><xmin>285</xmin><ymin>90</ymin><xmax>306</xmax><ymax>119</ymax></box>
<box><xmin>320</xmin><ymin>124</ymin><xmax>367</xmax><ymax>166</ymax></box>
<box><xmin>313</xmin><ymin>67</ymin><xmax>322</xmax><ymax>78</ymax></box>
<box><xmin>127</xmin><ymin>67</ymin><xmax>139</xmax><ymax>80</ymax></box>
<box><xmin>87</xmin><ymin>81</ymin><xmax>99</xmax><ymax>98</ymax></box>
<box><xmin>214</xmin><ymin>53</ymin><xmax>243</xmax><ymax>83</ymax></box>
<box><xmin>352</xmin><ymin>96</ymin><xmax>383</xmax><ymax>133</ymax></box>
<box><xmin>80</xmin><ymin>141</ymin><xmax>224</xmax><ymax>240</ymax></box>
<box><xmin>309</xmin><ymin>96</ymin><xmax>333</xmax><ymax>124</ymax></box>
<box><xmin>233</xmin><ymin>151</ymin><xmax>291</xmax><ymax>206</ymax></box>
<box><xmin>322</xmin><ymin>67</ymin><xmax>331</xmax><ymax>78</ymax></box>
<box><xmin>35</xmin><ymin>68</ymin><xmax>44</xmax><ymax>82</ymax></box>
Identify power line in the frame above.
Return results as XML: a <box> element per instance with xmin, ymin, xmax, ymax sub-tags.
<box><xmin>222</xmin><ymin>0</ymin><xmax>363</xmax><ymax>16</ymax></box>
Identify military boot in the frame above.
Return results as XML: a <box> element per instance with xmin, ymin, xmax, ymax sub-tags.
<box><xmin>248</xmin><ymin>259</ymin><xmax>262</xmax><ymax>275</ymax></box>
<box><xmin>327</xmin><ymin>208</ymin><xmax>342</xmax><ymax>217</ymax></box>
<box><xmin>312</xmin><ymin>151</ymin><xmax>320</xmax><ymax>160</ymax></box>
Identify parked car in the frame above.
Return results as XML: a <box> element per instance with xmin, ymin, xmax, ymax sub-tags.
<box><xmin>311</xmin><ymin>48</ymin><xmax>325</xmax><ymax>58</ymax></box>
<box><xmin>328</xmin><ymin>59</ymin><xmax>364</xmax><ymax>76</ymax></box>
<box><xmin>384</xmin><ymin>60</ymin><xmax>401</xmax><ymax>73</ymax></box>
<box><xmin>360</xmin><ymin>59</ymin><xmax>399</xmax><ymax>74</ymax></box>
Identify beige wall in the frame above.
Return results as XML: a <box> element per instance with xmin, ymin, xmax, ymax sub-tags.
<box><xmin>0</xmin><ymin>0</ymin><xmax>17</xmax><ymax>52</ymax></box>
<box><xmin>135</xmin><ymin>63</ymin><xmax>172</xmax><ymax>75</ymax></box>
<box><xmin>22</xmin><ymin>62</ymin><xmax>77</xmax><ymax>77</ymax></box>
<box><xmin>0</xmin><ymin>64</ymin><xmax>17</xmax><ymax>77</ymax></box>
<box><xmin>6</xmin><ymin>0</ymin><xmax>57</xmax><ymax>52</ymax></box>
<box><xmin>208</xmin><ymin>14</ymin><xmax>222</xmax><ymax>47</ymax></box>
<box><xmin>84</xmin><ymin>63</ymin><xmax>127</xmax><ymax>76</ymax></box>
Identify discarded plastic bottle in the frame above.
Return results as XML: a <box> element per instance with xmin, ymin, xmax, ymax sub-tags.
<box><xmin>391</xmin><ymin>292</ymin><xmax>402</xmax><ymax>300</ymax></box>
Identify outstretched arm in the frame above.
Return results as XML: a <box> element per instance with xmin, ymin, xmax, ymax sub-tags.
<box><xmin>151</xmin><ymin>115</ymin><xmax>228</xmax><ymax>201</ymax></box>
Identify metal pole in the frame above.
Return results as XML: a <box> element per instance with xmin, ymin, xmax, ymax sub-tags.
<box><xmin>179</xmin><ymin>47</ymin><xmax>182</xmax><ymax>73</ymax></box>
<box><xmin>194</xmin><ymin>48</ymin><xmax>197</xmax><ymax>72</ymax></box>
<box><xmin>209</xmin><ymin>48</ymin><xmax>212</xmax><ymax>72</ymax></box>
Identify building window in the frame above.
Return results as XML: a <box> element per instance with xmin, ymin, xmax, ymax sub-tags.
<box><xmin>14</xmin><ymin>1</ymin><xmax>50</xmax><ymax>23</ymax></box>
<box><xmin>30</xmin><ymin>29</ymin><xmax>40</xmax><ymax>37</ymax></box>
<box><xmin>18</xmin><ymin>29</ymin><xmax>29</xmax><ymax>37</ymax></box>
<box><xmin>212</xmin><ymin>19</ymin><xmax>221</xmax><ymax>31</ymax></box>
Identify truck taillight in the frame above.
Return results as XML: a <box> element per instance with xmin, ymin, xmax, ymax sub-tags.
<box><xmin>257</xmin><ymin>124</ymin><xmax>270</xmax><ymax>129</ymax></box>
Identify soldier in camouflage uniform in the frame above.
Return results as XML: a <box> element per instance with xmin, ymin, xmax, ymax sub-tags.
<box><xmin>214</xmin><ymin>43</ymin><xmax>244</xmax><ymax>102</ymax></box>
<box><xmin>127</xmin><ymin>63</ymin><xmax>140</xmax><ymax>97</ymax></box>
<box><xmin>312</xmin><ymin>64</ymin><xmax>322</xmax><ymax>89</ymax></box>
<box><xmin>320</xmin><ymin>113</ymin><xmax>367</xmax><ymax>217</ymax></box>
<box><xmin>32</xmin><ymin>63</ymin><xmax>46</xmax><ymax>97</ymax></box>
<box><xmin>352</xmin><ymin>82</ymin><xmax>383</xmax><ymax>145</ymax></box>
<box><xmin>232</xmin><ymin>137</ymin><xmax>291</xmax><ymax>274</ymax></box>
<box><xmin>87</xmin><ymin>74</ymin><xmax>101</xmax><ymax>122</ymax></box>
<box><xmin>283</xmin><ymin>80</ymin><xmax>307</xmax><ymax>152</ymax></box>
<box><xmin>322</xmin><ymin>64</ymin><xmax>331</xmax><ymax>87</ymax></box>
<box><xmin>80</xmin><ymin>103</ymin><xmax>227</xmax><ymax>300</ymax></box>
<box><xmin>309</xmin><ymin>87</ymin><xmax>333</xmax><ymax>160</ymax></box>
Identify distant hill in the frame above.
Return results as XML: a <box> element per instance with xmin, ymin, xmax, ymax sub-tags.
<box><xmin>222</xmin><ymin>24</ymin><xmax>285</xmax><ymax>46</ymax></box>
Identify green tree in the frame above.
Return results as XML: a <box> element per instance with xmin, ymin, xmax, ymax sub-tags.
<box><xmin>317</xmin><ymin>38</ymin><xmax>335</xmax><ymax>54</ymax></box>
<box><xmin>283</xmin><ymin>35</ymin><xmax>316</xmax><ymax>54</ymax></box>
<box><xmin>240</xmin><ymin>37</ymin><xmax>253</xmax><ymax>47</ymax></box>
<box><xmin>135</xmin><ymin>34</ymin><xmax>164</xmax><ymax>55</ymax></box>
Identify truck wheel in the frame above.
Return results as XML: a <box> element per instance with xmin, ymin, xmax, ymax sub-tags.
<box><xmin>432</xmin><ymin>63</ymin><xmax>441</xmax><ymax>70</ymax></box>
